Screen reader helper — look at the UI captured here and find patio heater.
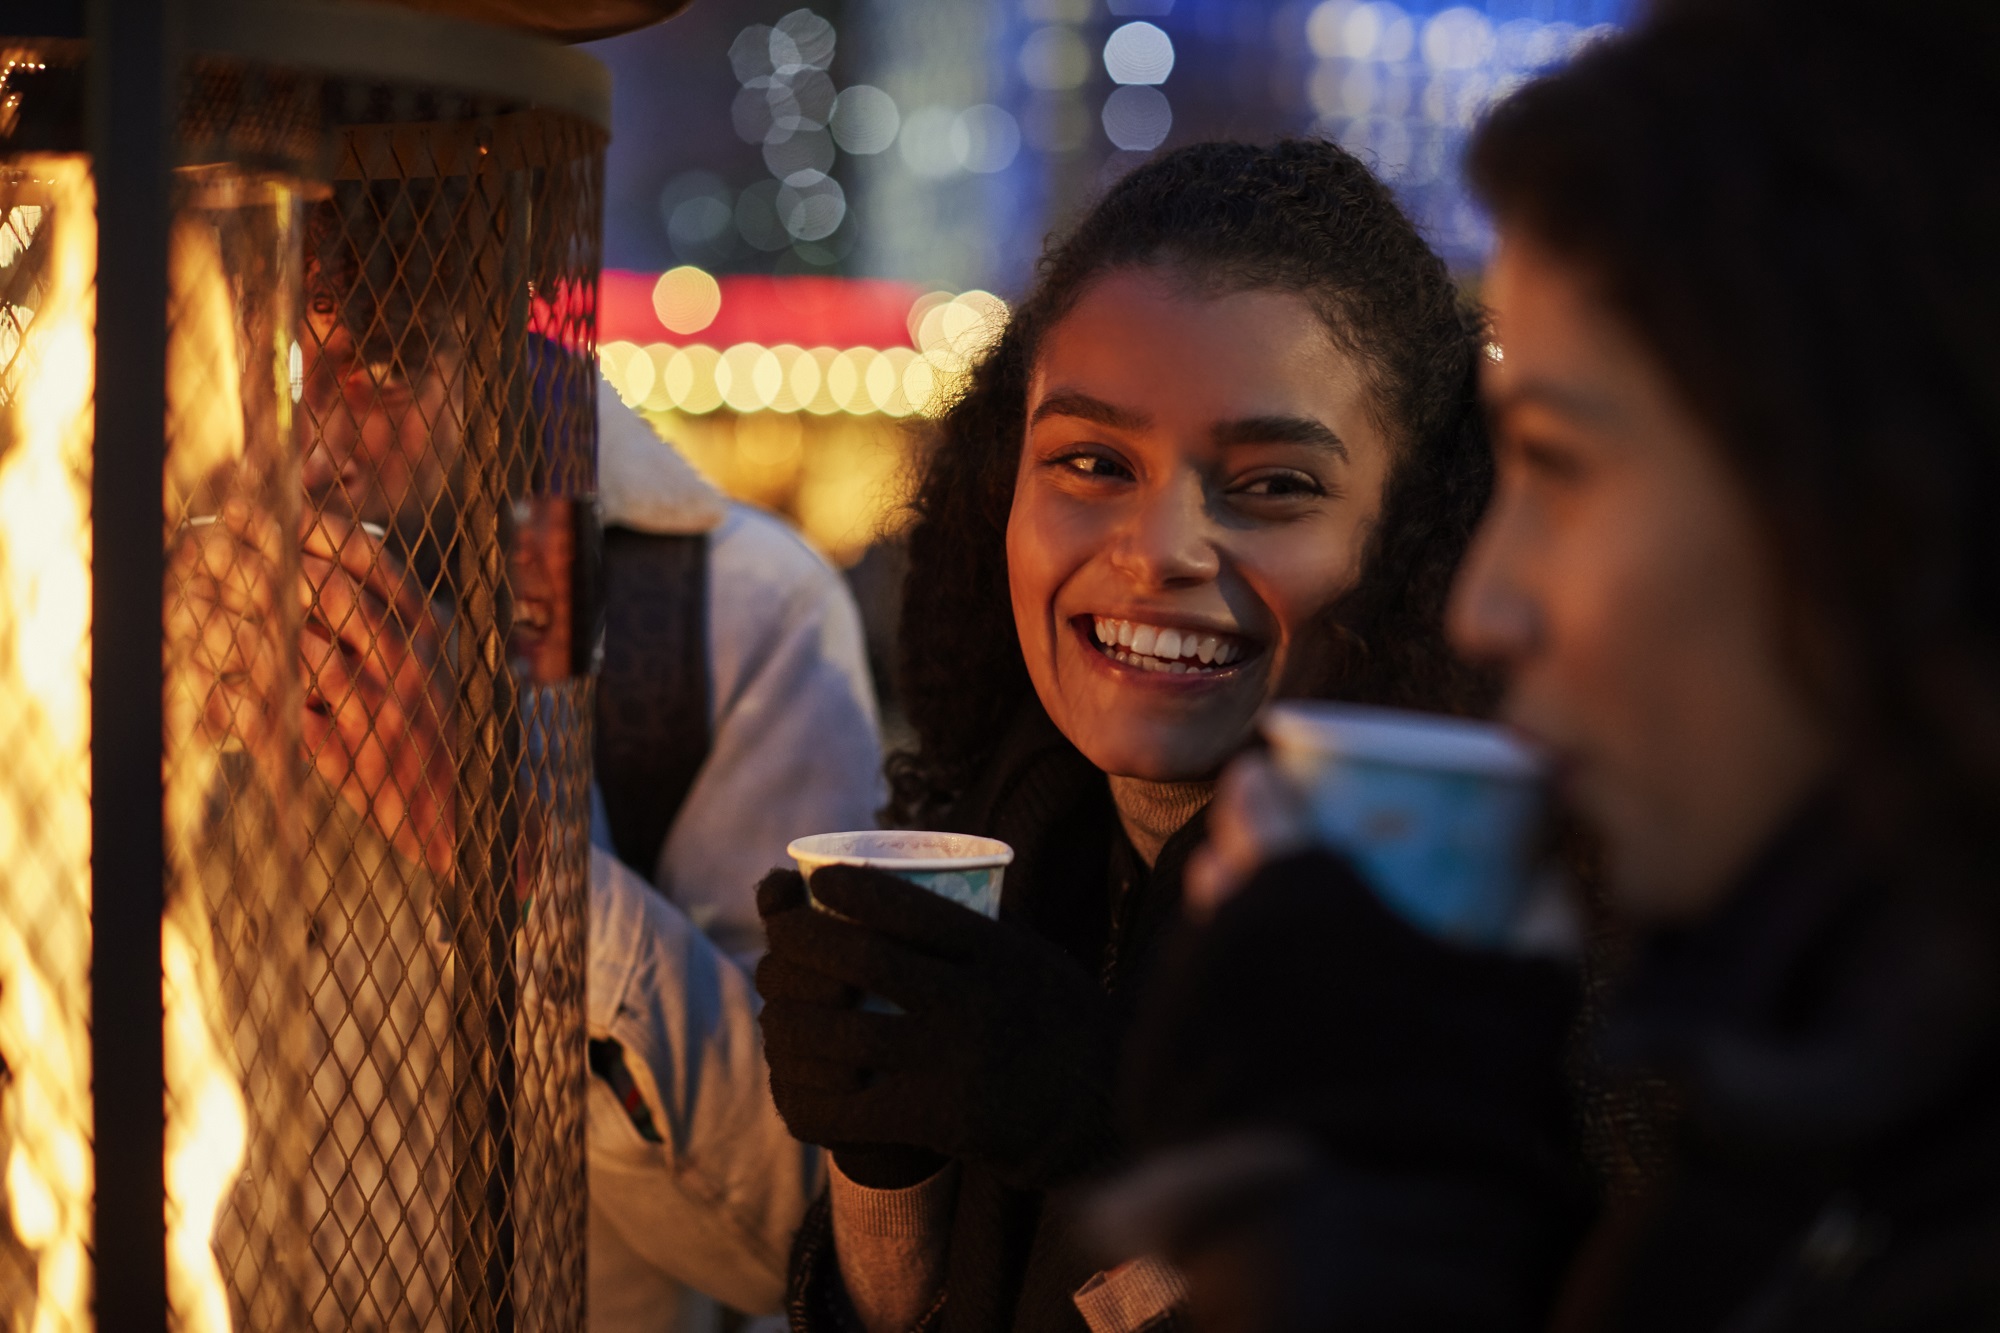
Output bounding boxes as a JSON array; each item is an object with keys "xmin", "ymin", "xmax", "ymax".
[{"xmin": 0, "ymin": 3, "xmax": 605, "ymax": 1329}]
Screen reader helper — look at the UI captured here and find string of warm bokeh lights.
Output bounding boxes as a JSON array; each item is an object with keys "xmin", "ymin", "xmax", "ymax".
[
  {"xmin": 598, "ymin": 273, "xmax": 1007, "ymax": 563},
  {"xmin": 602, "ymin": 268, "xmax": 1005, "ymax": 418}
]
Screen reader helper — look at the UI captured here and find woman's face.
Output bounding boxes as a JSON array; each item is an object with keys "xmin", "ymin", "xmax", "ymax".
[
  {"xmin": 1449, "ymin": 233, "xmax": 1833, "ymax": 921},
  {"xmin": 1008, "ymin": 266, "xmax": 1394, "ymax": 782}
]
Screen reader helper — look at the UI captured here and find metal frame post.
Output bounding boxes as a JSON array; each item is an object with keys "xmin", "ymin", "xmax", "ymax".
[{"xmin": 88, "ymin": 0, "xmax": 180, "ymax": 1326}]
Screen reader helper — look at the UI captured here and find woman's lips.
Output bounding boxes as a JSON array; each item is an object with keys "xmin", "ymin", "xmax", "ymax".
[{"xmin": 1075, "ymin": 614, "xmax": 1260, "ymax": 677}]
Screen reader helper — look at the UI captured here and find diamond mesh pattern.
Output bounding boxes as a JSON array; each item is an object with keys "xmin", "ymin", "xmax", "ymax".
[
  {"xmin": 0, "ymin": 44, "xmax": 597, "ymax": 1333},
  {"xmin": 294, "ymin": 100, "xmax": 601, "ymax": 1332},
  {"xmin": 162, "ymin": 155, "xmax": 319, "ymax": 1333},
  {"xmin": 0, "ymin": 150, "xmax": 96, "ymax": 1333}
]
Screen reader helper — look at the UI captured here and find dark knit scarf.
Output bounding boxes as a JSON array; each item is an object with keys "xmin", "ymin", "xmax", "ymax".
[{"xmin": 936, "ymin": 704, "xmax": 1204, "ymax": 1333}]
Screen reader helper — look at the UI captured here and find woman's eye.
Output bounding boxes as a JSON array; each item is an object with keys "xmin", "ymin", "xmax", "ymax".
[
  {"xmin": 1509, "ymin": 435, "xmax": 1586, "ymax": 483},
  {"xmin": 1050, "ymin": 451, "xmax": 1132, "ymax": 481},
  {"xmin": 1234, "ymin": 470, "xmax": 1324, "ymax": 499}
]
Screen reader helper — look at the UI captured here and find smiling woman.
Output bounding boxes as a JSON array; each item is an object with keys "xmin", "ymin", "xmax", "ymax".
[
  {"xmin": 1006, "ymin": 270, "xmax": 1394, "ymax": 784},
  {"xmin": 750, "ymin": 139, "xmax": 1495, "ymax": 1333}
]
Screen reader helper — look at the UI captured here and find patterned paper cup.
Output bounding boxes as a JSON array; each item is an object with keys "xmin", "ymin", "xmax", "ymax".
[
  {"xmin": 1263, "ymin": 702, "xmax": 1548, "ymax": 949},
  {"xmin": 787, "ymin": 830, "xmax": 1015, "ymax": 920}
]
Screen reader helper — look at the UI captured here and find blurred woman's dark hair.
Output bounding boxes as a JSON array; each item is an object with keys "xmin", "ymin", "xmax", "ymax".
[
  {"xmin": 888, "ymin": 139, "xmax": 1496, "ymax": 825},
  {"xmin": 1470, "ymin": 0, "xmax": 2000, "ymax": 898}
]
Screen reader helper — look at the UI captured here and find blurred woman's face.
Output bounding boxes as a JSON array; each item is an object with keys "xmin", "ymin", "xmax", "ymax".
[
  {"xmin": 299, "ymin": 289, "xmax": 464, "ymax": 532},
  {"xmin": 1007, "ymin": 266, "xmax": 1393, "ymax": 782},
  {"xmin": 1449, "ymin": 234, "xmax": 1833, "ymax": 921}
]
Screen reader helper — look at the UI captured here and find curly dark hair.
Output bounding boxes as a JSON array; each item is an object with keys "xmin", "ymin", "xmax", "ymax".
[
  {"xmin": 1469, "ymin": 0, "xmax": 2000, "ymax": 895},
  {"xmin": 887, "ymin": 139, "xmax": 1496, "ymax": 825}
]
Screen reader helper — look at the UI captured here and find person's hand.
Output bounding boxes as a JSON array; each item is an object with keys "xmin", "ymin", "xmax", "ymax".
[
  {"xmin": 1184, "ymin": 753, "xmax": 1311, "ymax": 918},
  {"xmin": 1117, "ymin": 852, "xmax": 1589, "ymax": 1333},
  {"xmin": 166, "ymin": 498, "xmax": 289, "ymax": 791},
  {"xmin": 300, "ymin": 510, "xmax": 456, "ymax": 880},
  {"xmin": 754, "ymin": 864, "xmax": 1118, "ymax": 1190}
]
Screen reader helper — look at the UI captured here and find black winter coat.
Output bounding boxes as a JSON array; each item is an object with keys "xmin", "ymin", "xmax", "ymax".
[
  {"xmin": 1123, "ymin": 801, "xmax": 2000, "ymax": 1333},
  {"xmin": 1556, "ymin": 806, "xmax": 2000, "ymax": 1331},
  {"xmin": 788, "ymin": 703, "xmax": 1203, "ymax": 1333}
]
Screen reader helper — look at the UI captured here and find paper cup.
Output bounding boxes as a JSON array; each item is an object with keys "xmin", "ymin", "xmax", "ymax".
[
  {"xmin": 787, "ymin": 830, "xmax": 1014, "ymax": 920},
  {"xmin": 1262, "ymin": 702, "xmax": 1547, "ymax": 949}
]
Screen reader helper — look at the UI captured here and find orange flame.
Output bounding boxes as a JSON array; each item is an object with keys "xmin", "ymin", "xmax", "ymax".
[
  {"xmin": 0, "ymin": 154, "xmax": 96, "ymax": 1333},
  {"xmin": 0, "ymin": 158, "xmax": 256, "ymax": 1333}
]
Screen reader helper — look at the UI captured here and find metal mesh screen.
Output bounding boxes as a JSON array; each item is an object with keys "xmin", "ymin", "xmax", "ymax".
[
  {"xmin": 167, "ymin": 62, "xmax": 328, "ymax": 1333},
  {"xmin": 0, "ymin": 45, "xmax": 325, "ymax": 1333},
  {"xmin": 0, "ymin": 140, "xmax": 98, "ymax": 1333},
  {"xmin": 0, "ymin": 30, "xmax": 600, "ymax": 1332},
  {"xmin": 295, "ymin": 91, "xmax": 601, "ymax": 1332}
]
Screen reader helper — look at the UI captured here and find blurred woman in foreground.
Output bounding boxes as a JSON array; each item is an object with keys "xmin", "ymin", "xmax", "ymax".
[{"xmin": 1132, "ymin": 2, "xmax": 2000, "ymax": 1329}]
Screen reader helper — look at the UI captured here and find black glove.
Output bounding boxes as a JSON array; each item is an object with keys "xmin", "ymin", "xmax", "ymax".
[
  {"xmin": 1113, "ymin": 849, "xmax": 1589, "ymax": 1333},
  {"xmin": 755, "ymin": 863, "xmax": 1119, "ymax": 1190}
]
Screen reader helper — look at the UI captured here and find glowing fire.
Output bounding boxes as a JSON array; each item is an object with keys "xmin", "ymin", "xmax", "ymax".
[
  {"xmin": 0, "ymin": 159, "xmax": 255, "ymax": 1332},
  {"xmin": 161, "ymin": 211, "xmax": 254, "ymax": 1333},
  {"xmin": 0, "ymin": 154, "xmax": 97, "ymax": 1333}
]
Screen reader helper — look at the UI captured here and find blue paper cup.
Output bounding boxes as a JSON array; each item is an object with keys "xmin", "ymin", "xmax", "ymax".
[
  {"xmin": 1262, "ymin": 702, "xmax": 1548, "ymax": 950},
  {"xmin": 787, "ymin": 830, "xmax": 1014, "ymax": 921}
]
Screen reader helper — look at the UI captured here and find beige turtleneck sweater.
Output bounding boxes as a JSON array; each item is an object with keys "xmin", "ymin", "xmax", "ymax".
[{"xmin": 1107, "ymin": 775, "xmax": 1214, "ymax": 867}]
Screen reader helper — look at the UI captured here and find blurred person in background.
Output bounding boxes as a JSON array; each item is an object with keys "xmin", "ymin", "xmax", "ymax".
[
  {"xmin": 294, "ymin": 184, "xmax": 879, "ymax": 1332},
  {"xmin": 749, "ymin": 138, "xmax": 1524, "ymax": 1333},
  {"xmin": 1126, "ymin": 2, "xmax": 2000, "ymax": 1329}
]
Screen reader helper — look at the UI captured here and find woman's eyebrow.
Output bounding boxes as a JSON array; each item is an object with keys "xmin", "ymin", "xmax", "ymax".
[
  {"xmin": 1488, "ymin": 376, "xmax": 1618, "ymax": 425},
  {"xmin": 1029, "ymin": 390, "xmax": 1151, "ymax": 431},
  {"xmin": 1211, "ymin": 415, "xmax": 1348, "ymax": 460}
]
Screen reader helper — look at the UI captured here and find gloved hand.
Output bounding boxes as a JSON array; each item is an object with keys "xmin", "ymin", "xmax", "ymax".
[
  {"xmin": 754, "ymin": 863, "xmax": 1119, "ymax": 1191},
  {"xmin": 1114, "ymin": 848, "xmax": 1588, "ymax": 1333}
]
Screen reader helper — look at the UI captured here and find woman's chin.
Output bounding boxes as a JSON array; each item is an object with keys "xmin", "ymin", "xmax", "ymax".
[{"xmin": 1069, "ymin": 727, "xmax": 1239, "ymax": 786}]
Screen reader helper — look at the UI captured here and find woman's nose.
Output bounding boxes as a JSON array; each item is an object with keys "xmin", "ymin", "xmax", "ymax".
[
  {"xmin": 1446, "ymin": 500, "xmax": 1543, "ymax": 667},
  {"xmin": 1114, "ymin": 472, "xmax": 1221, "ymax": 588}
]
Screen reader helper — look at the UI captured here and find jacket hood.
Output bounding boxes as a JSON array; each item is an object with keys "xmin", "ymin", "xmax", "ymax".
[{"xmin": 596, "ymin": 376, "xmax": 728, "ymax": 536}]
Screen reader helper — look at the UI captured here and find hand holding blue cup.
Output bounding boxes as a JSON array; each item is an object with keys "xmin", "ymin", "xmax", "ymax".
[{"xmin": 1262, "ymin": 702, "xmax": 1551, "ymax": 951}]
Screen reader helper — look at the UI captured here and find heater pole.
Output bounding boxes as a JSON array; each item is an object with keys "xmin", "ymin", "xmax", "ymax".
[{"xmin": 88, "ymin": 0, "xmax": 180, "ymax": 1325}]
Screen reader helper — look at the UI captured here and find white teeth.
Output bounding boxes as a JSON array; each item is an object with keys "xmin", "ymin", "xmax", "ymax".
[{"xmin": 1089, "ymin": 617, "xmax": 1251, "ymax": 673}]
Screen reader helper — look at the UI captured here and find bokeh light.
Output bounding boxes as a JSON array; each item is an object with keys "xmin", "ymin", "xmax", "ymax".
[
  {"xmin": 830, "ymin": 85, "xmax": 901, "ymax": 154},
  {"xmin": 765, "ymin": 127, "xmax": 837, "ymax": 183},
  {"xmin": 898, "ymin": 105, "xmax": 963, "ymax": 179},
  {"xmin": 1020, "ymin": 26, "xmax": 1092, "ymax": 91},
  {"xmin": 678, "ymin": 346, "xmax": 725, "ymax": 414},
  {"xmin": 1103, "ymin": 85, "xmax": 1172, "ymax": 151},
  {"xmin": 1422, "ymin": 7, "xmax": 1496, "ymax": 70},
  {"xmin": 651, "ymin": 266, "xmax": 723, "ymax": 335},
  {"xmin": 729, "ymin": 24, "xmax": 778, "ymax": 82},
  {"xmin": 779, "ymin": 175, "xmax": 847, "ymax": 240},
  {"xmin": 1103, "ymin": 22, "xmax": 1176, "ymax": 85},
  {"xmin": 774, "ymin": 8, "xmax": 837, "ymax": 72},
  {"xmin": 951, "ymin": 105, "xmax": 1022, "ymax": 175}
]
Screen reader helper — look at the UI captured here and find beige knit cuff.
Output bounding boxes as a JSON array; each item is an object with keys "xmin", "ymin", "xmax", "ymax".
[
  {"xmin": 1071, "ymin": 1256, "xmax": 1189, "ymax": 1333},
  {"xmin": 828, "ymin": 1157, "xmax": 959, "ymax": 1238}
]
